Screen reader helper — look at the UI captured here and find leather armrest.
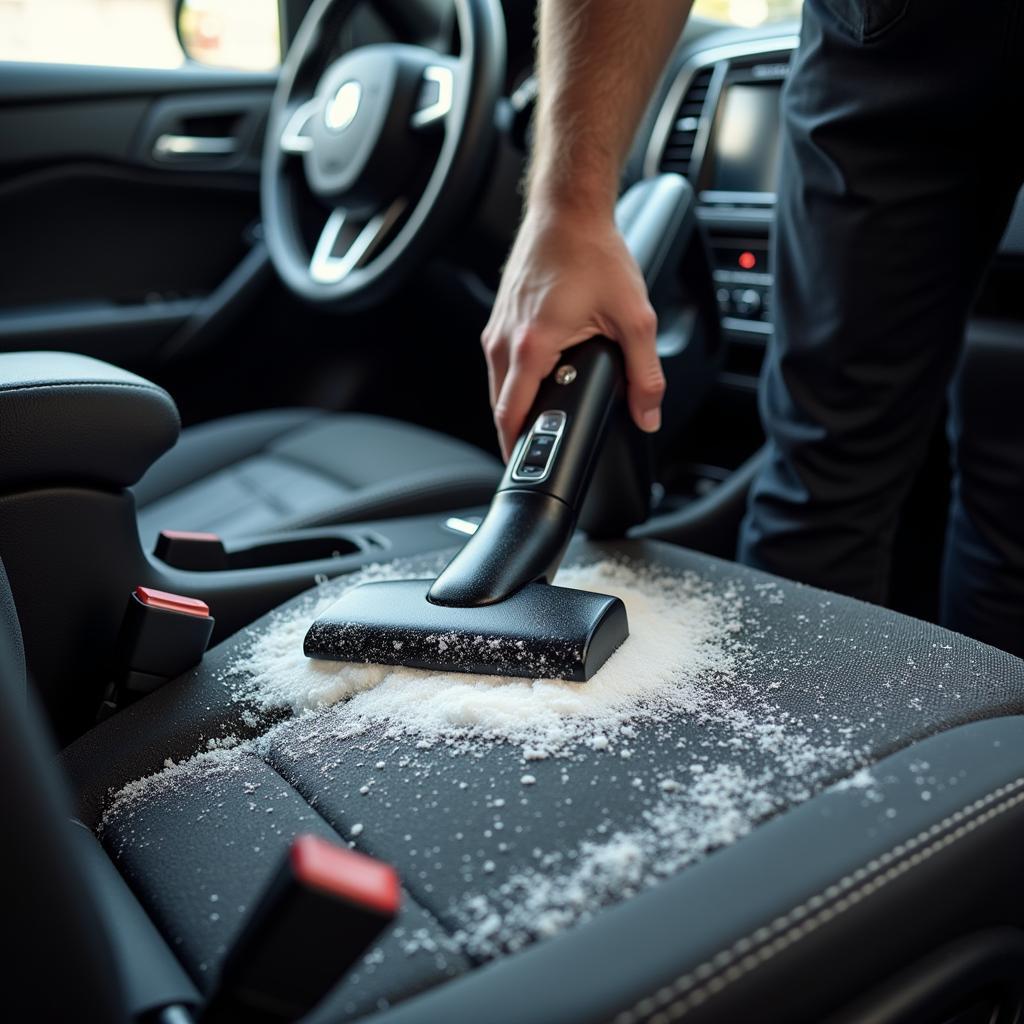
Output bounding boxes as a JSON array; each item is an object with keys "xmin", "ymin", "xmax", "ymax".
[{"xmin": 0, "ymin": 351, "xmax": 179, "ymax": 490}]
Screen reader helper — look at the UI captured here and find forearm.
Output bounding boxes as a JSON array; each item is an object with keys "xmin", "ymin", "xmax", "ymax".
[
  {"xmin": 483, "ymin": 0, "xmax": 686, "ymax": 456},
  {"xmin": 529, "ymin": 0, "xmax": 693, "ymax": 217}
]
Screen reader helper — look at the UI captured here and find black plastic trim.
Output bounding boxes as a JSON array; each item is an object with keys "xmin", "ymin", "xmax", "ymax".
[{"xmin": 0, "ymin": 62, "xmax": 277, "ymax": 105}]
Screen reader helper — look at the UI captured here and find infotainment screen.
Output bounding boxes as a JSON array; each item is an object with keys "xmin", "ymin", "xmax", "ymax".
[{"xmin": 707, "ymin": 82, "xmax": 782, "ymax": 195}]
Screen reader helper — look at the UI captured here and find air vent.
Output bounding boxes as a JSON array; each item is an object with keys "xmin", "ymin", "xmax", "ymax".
[{"xmin": 658, "ymin": 66, "xmax": 714, "ymax": 178}]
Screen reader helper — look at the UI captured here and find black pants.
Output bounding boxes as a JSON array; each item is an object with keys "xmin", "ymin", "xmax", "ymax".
[{"xmin": 738, "ymin": 0, "xmax": 1024, "ymax": 656}]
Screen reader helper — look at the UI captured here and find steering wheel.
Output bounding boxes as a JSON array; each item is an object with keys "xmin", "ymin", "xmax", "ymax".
[{"xmin": 261, "ymin": 0, "xmax": 505, "ymax": 310}]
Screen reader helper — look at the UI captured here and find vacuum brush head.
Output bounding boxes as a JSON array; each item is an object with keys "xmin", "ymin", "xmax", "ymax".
[{"xmin": 304, "ymin": 579, "xmax": 629, "ymax": 682}]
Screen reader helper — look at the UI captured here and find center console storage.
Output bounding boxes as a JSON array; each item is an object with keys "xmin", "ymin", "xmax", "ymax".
[{"xmin": 153, "ymin": 526, "xmax": 387, "ymax": 572}]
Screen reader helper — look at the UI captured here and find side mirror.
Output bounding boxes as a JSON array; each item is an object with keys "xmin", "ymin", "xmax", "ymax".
[{"xmin": 176, "ymin": 0, "xmax": 281, "ymax": 71}]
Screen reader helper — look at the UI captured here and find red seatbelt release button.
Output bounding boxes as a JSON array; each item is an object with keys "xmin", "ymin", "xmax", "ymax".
[
  {"xmin": 134, "ymin": 586, "xmax": 210, "ymax": 618},
  {"xmin": 290, "ymin": 834, "xmax": 401, "ymax": 915}
]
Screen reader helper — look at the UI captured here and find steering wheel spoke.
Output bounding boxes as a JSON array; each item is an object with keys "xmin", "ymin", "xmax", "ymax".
[
  {"xmin": 310, "ymin": 200, "xmax": 408, "ymax": 285},
  {"xmin": 410, "ymin": 63, "xmax": 458, "ymax": 131},
  {"xmin": 280, "ymin": 98, "xmax": 320, "ymax": 154},
  {"xmin": 263, "ymin": 0, "xmax": 503, "ymax": 306}
]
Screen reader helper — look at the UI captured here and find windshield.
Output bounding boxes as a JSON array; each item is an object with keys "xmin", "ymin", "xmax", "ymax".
[{"xmin": 693, "ymin": 0, "xmax": 802, "ymax": 27}]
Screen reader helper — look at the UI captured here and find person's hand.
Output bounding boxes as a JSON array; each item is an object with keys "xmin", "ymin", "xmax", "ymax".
[{"xmin": 482, "ymin": 202, "xmax": 665, "ymax": 461}]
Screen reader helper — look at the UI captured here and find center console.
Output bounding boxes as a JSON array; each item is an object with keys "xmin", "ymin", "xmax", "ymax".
[
  {"xmin": 636, "ymin": 34, "xmax": 797, "ymax": 504},
  {"xmin": 645, "ymin": 35, "xmax": 797, "ymax": 388}
]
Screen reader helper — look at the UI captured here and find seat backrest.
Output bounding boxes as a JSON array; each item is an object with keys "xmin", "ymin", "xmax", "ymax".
[{"xmin": 0, "ymin": 556, "xmax": 127, "ymax": 1022}]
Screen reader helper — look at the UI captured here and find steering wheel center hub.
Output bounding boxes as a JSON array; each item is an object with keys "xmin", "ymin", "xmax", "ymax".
[
  {"xmin": 324, "ymin": 80, "xmax": 362, "ymax": 131},
  {"xmin": 304, "ymin": 45, "xmax": 418, "ymax": 202}
]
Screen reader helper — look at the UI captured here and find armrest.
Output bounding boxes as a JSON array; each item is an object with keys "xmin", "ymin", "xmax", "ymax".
[{"xmin": 0, "ymin": 351, "xmax": 180, "ymax": 490}]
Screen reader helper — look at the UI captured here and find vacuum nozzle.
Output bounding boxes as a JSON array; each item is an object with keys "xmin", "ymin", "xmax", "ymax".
[
  {"xmin": 305, "ymin": 338, "xmax": 633, "ymax": 680},
  {"xmin": 304, "ymin": 578, "xmax": 627, "ymax": 681}
]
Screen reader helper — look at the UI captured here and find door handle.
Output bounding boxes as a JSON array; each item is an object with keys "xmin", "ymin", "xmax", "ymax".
[{"xmin": 153, "ymin": 134, "xmax": 239, "ymax": 159}]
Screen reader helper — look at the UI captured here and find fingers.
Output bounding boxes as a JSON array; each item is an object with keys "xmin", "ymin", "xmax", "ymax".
[
  {"xmin": 486, "ymin": 306, "xmax": 663, "ymax": 462},
  {"xmin": 482, "ymin": 219, "xmax": 664, "ymax": 458},
  {"xmin": 481, "ymin": 324, "xmax": 508, "ymax": 412},
  {"xmin": 617, "ymin": 300, "xmax": 665, "ymax": 433},
  {"xmin": 493, "ymin": 328, "xmax": 561, "ymax": 461}
]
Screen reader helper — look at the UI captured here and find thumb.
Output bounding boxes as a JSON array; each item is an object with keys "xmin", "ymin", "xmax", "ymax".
[{"xmin": 618, "ymin": 302, "xmax": 665, "ymax": 433}]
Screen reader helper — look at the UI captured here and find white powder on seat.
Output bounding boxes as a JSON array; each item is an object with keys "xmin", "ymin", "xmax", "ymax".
[
  {"xmin": 453, "ymin": 762, "xmax": 771, "ymax": 958},
  {"xmin": 227, "ymin": 559, "xmax": 747, "ymax": 759},
  {"xmin": 449, "ymin": 745, "xmax": 871, "ymax": 959}
]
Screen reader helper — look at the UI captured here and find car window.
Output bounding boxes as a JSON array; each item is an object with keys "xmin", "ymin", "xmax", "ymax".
[
  {"xmin": 0, "ymin": 0, "xmax": 801, "ymax": 72},
  {"xmin": 693, "ymin": 0, "xmax": 802, "ymax": 27},
  {"xmin": 0, "ymin": 0, "xmax": 280, "ymax": 71}
]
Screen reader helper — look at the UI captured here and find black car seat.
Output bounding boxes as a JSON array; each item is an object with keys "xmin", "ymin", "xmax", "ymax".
[
  {"xmin": 133, "ymin": 408, "xmax": 502, "ymax": 548},
  {"xmin": 50, "ymin": 537, "xmax": 1024, "ymax": 1024},
  {"xmin": 0, "ymin": 351, "xmax": 501, "ymax": 551}
]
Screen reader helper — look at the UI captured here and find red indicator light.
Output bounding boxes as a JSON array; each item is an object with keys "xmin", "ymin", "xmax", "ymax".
[{"xmin": 738, "ymin": 251, "xmax": 757, "ymax": 270}]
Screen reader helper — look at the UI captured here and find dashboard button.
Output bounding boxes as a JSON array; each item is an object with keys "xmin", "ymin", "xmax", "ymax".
[{"xmin": 732, "ymin": 288, "xmax": 762, "ymax": 317}]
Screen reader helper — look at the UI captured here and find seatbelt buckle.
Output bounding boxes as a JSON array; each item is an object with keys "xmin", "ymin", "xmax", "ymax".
[
  {"xmin": 154, "ymin": 530, "xmax": 229, "ymax": 571},
  {"xmin": 202, "ymin": 834, "xmax": 400, "ymax": 1023},
  {"xmin": 97, "ymin": 586, "xmax": 215, "ymax": 720}
]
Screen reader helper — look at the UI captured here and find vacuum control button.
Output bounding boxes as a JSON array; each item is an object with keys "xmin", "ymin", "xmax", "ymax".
[
  {"xmin": 536, "ymin": 411, "xmax": 566, "ymax": 434},
  {"xmin": 521, "ymin": 433, "xmax": 555, "ymax": 470},
  {"xmin": 520, "ymin": 430, "xmax": 561, "ymax": 473}
]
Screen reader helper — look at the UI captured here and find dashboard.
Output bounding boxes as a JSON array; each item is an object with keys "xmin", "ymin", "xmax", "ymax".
[
  {"xmin": 638, "ymin": 31, "xmax": 799, "ymax": 387},
  {"xmin": 639, "ymin": 35, "xmax": 784, "ymax": 361},
  {"xmin": 638, "ymin": 26, "xmax": 1024, "ymax": 386}
]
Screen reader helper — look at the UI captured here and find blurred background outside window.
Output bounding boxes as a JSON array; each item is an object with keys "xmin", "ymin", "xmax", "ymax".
[
  {"xmin": 0, "ymin": 0, "xmax": 801, "ymax": 72},
  {"xmin": 693, "ymin": 0, "xmax": 802, "ymax": 28},
  {"xmin": 0, "ymin": 0, "xmax": 280, "ymax": 70}
]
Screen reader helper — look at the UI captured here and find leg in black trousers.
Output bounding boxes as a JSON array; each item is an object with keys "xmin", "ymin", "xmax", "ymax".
[{"xmin": 738, "ymin": 0, "xmax": 1024, "ymax": 654}]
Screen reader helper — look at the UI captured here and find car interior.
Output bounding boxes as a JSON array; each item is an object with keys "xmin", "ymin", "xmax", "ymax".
[{"xmin": 4, "ymin": 1, "xmax": 1024, "ymax": 1021}]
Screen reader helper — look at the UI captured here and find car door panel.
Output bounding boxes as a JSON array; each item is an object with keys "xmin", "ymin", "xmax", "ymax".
[{"xmin": 0, "ymin": 62, "xmax": 277, "ymax": 369}]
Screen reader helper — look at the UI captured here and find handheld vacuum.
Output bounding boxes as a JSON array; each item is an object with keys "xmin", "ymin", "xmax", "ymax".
[{"xmin": 304, "ymin": 174, "xmax": 699, "ymax": 681}]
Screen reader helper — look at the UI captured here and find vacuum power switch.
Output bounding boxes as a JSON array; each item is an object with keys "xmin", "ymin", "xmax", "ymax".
[
  {"xmin": 512, "ymin": 410, "xmax": 566, "ymax": 482},
  {"xmin": 537, "ymin": 411, "xmax": 566, "ymax": 434}
]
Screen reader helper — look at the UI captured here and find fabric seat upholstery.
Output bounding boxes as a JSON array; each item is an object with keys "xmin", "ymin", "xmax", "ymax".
[
  {"xmin": 61, "ymin": 538, "xmax": 1024, "ymax": 1023},
  {"xmin": 133, "ymin": 409, "xmax": 502, "ymax": 547}
]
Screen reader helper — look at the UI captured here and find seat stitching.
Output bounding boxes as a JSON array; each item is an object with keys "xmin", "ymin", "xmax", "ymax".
[
  {"xmin": 612, "ymin": 775, "xmax": 1024, "ymax": 1024},
  {"xmin": 230, "ymin": 459, "xmax": 327, "ymax": 516},
  {"xmin": 280, "ymin": 472, "xmax": 501, "ymax": 530},
  {"xmin": 135, "ymin": 413, "xmax": 323, "ymax": 509},
  {"xmin": 283, "ymin": 482, "xmax": 499, "ymax": 528},
  {"xmin": 277, "ymin": 450, "xmax": 354, "ymax": 491},
  {"xmin": 274, "ymin": 447, "xmax": 498, "ymax": 495},
  {"xmin": 0, "ymin": 380, "xmax": 172, "ymax": 398}
]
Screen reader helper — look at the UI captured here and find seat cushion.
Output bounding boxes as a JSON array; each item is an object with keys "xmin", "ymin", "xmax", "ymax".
[
  {"xmin": 61, "ymin": 539, "xmax": 1024, "ymax": 1023},
  {"xmin": 134, "ymin": 409, "xmax": 502, "ymax": 547}
]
